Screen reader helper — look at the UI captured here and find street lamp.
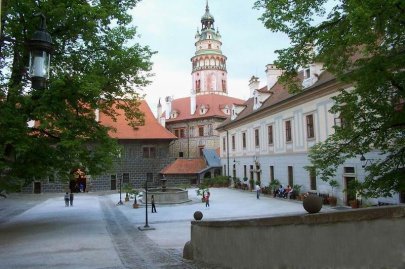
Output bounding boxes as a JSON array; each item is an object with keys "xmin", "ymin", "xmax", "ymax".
[
  {"xmin": 117, "ymin": 152, "xmax": 123, "ymax": 205},
  {"xmin": 360, "ymin": 154, "xmax": 374, "ymax": 168},
  {"xmin": 138, "ymin": 178, "xmax": 155, "ymax": 231},
  {"xmin": 28, "ymin": 13, "xmax": 53, "ymax": 89}
]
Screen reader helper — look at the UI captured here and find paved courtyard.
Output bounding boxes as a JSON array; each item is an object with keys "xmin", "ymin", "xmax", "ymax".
[{"xmin": 0, "ymin": 188, "xmax": 337, "ymax": 268}]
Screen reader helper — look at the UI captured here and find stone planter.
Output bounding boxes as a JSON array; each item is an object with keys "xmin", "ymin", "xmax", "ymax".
[{"xmin": 303, "ymin": 194, "xmax": 323, "ymax": 214}]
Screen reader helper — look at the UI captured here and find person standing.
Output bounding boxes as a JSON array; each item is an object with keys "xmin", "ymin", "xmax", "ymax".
[
  {"xmin": 151, "ymin": 195, "xmax": 157, "ymax": 213},
  {"xmin": 205, "ymin": 192, "xmax": 210, "ymax": 207},
  {"xmin": 69, "ymin": 192, "xmax": 74, "ymax": 206},
  {"xmin": 64, "ymin": 192, "xmax": 70, "ymax": 207},
  {"xmin": 255, "ymin": 184, "xmax": 261, "ymax": 199}
]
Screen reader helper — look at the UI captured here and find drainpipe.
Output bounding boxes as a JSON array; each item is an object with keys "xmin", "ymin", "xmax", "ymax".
[
  {"xmin": 187, "ymin": 121, "xmax": 190, "ymax": 158},
  {"xmin": 226, "ymin": 130, "xmax": 230, "ymax": 180}
]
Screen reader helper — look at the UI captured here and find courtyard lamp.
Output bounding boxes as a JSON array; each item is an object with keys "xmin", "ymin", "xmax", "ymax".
[
  {"xmin": 138, "ymin": 178, "xmax": 155, "ymax": 231},
  {"xmin": 28, "ymin": 13, "xmax": 53, "ymax": 90},
  {"xmin": 117, "ymin": 152, "xmax": 123, "ymax": 205},
  {"xmin": 360, "ymin": 154, "xmax": 374, "ymax": 168}
]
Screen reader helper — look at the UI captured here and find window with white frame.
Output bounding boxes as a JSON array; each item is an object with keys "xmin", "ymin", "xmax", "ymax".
[
  {"xmin": 306, "ymin": 114, "xmax": 315, "ymax": 139},
  {"xmin": 268, "ymin": 125, "xmax": 274, "ymax": 145},
  {"xmin": 285, "ymin": 120, "xmax": 292, "ymax": 142},
  {"xmin": 242, "ymin": 132, "xmax": 246, "ymax": 149},
  {"xmin": 254, "ymin": 128, "xmax": 260, "ymax": 147}
]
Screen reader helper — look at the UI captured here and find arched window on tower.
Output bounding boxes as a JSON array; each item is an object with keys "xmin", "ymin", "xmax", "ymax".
[
  {"xmin": 208, "ymin": 44, "xmax": 211, "ymax": 49},
  {"xmin": 222, "ymin": 80, "xmax": 227, "ymax": 93},
  {"xmin": 196, "ymin": 80, "xmax": 201, "ymax": 93}
]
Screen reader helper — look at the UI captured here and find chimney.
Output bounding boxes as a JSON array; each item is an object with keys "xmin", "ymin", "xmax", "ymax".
[
  {"xmin": 165, "ymin": 96, "xmax": 172, "ymax": 120},
  {"xmin": 265, "ymin": 63, "xmax": 283, "ymax": 89},
  {"xmin": 249, "ymin": 76, "xmax": 260, "ymax": 98},
  {"xmin": 190, "ymin": 89, "xmax": 196, "ymax": 115},
  {"xmin": 94, "ymin": 108, "xmax": 100, "ymax": 122}
]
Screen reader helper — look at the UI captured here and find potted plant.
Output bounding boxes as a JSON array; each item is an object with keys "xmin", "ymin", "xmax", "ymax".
[
  {"xmin": 249, "ymin": 178, "xmax": 255, "ymax": 190},
  {"xmin": 130, "ymin": 189, "xmax": 140, "ymax": 208},
  {"xmin": 327, "ymin": 179, "xmax": 339, "ymax": 206},
  {"xmin": 196, "ymin": 184, "xmax": 209, "ymax": 202},
  {"xmin": 345, "ymin": 179, "xmax": 361, "ymax": 208},
  {"xmin": 292, "ymin": 184, "xmax": 302, "ymax": 200},
  {"xmin": 122, "ymin": 184, "xmax": 132, "ymax": 202},
  {"xmin": 269, "ymin": 179, "xmax": 281, "ymax": 197}
]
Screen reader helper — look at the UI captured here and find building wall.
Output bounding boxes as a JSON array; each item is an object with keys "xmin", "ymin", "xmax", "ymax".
[
  {"xmin": 220, "ymin": 85, "xmax": 400, "ymax": 205},
  {"xmin": 23, "ymin": 139, "xmax": 175, "ymax": 193},
  {"xmin": 164, "ymin": 174, "xmax": 198, "ymax": 186},
  {"xmin": 167, "ymin": 118, "xmax": 223, "ymax": 158},
  {"xmin": 90, "ymin": 140, "xmax": 175, "ymax": 191}
]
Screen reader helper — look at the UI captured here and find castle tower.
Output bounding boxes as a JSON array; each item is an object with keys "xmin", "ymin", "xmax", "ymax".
[{"xmin": 191, "ymin": 0, "xmax": 228, "ymax": 95}]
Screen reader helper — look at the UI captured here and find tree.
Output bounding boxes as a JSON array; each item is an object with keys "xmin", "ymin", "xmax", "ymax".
[
  {"xmin": 254, "ymin": 0, "xmax": 405, "ymax": 198},
  {"xmin": 0, "ymin": 0, "xmax": 154, "ymax": 191}
]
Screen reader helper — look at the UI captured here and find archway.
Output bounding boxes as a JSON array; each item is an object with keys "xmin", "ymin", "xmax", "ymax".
[{"xmin": 70, "ymin": 168, "xmax": 87, "ymax": 193}]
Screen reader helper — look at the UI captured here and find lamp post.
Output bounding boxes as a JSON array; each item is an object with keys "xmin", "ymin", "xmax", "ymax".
[
  {"xmin": 138, "ymin": 178, "xmax": 155, "ymax": 231},
  {"xmin": 144, "ymin": 179, "xmax": 149, "ymax": 228},
  {"xmin": 117, "ymin": 152, "xmax": 123, "ymax": 205},
  {"xmin": 28, "ymin": 13, "xmax": 53, "ymax": 89}
]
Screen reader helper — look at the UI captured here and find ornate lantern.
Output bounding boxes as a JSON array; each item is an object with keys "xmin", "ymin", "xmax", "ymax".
[{"xmin": 28, "ymin": 14, "xmax": 53, "ymax": 89}]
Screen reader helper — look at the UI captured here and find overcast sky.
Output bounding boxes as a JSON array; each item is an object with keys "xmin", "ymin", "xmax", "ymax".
[{"xmin": 129, "ymin": 0, "xmax": 290, "ymax": 114}]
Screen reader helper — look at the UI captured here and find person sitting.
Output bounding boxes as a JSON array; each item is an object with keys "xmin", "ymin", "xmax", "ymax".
[
  {"xmin": 284, "ymin": 185, "xmax": 292, "ymax": 198},
  {"xmin": 277, "ymin": 185, "xmax": 285, "ymax": 198},
  {"xmin": 284, "ymin": 185, "xmax": 294, "ymax": 199}
]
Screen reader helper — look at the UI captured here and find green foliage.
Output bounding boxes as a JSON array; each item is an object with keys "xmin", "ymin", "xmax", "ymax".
[
  {"xmin": 202, "ymin": 176, "xmax": 229, "ymax": 187},
  {"xmin": 177, "ymin": 183, "xmax": 191, "ymax": 190},
  {"xmin": 293, "ymin": 184, "xmax": 302, "ymax": 194},
  {"xmin": 0, "ymin": 1, "xmax": 154, "ymax": 190},
  {"xmin": 269, "ymin": 179, "xmax": 280, "ymax": 192},
  {"xmin": 196, "ymin": 185, "xmax": 209, "ymax": 197},
  {"xmin": 255, "ymin": 0, "xmax": 405, "ymax": 198},
  {"xmin": 329, "ymin": 179, "xmax": 339, "ymax": 195}
]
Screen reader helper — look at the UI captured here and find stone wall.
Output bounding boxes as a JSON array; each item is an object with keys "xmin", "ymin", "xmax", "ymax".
[
  {"xmin": 164, "ymin": 174, "xmax": 198, "ymax": 186},
  {"xmin": 189, "ymin": 206, "xmax": 405, "ymax": 269},
  {"xmin": 167, "ymin": 118, "xmax": 222, "ymax": 158},
  {"xmin": 22, "ymin": 139, "xmax": 175, "ymax": 193}
]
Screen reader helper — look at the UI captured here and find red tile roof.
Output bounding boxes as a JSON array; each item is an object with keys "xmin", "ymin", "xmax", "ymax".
[
  {"xmin": 99, "ymin": 100, "xmax": 177, "ymax": 140},
  {"xmin": 160, "ymin": 158, "xmax": 207, "ymax": 174},
  {"xmin": 166, "ymin": 94, "xmax": 245, "ymax": 122}
]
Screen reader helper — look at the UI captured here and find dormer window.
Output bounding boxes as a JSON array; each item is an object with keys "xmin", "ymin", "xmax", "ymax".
[
  {"xmin": 171, "ymin": 110, "xmax": 179, "ymax": 119},
  {"xmin": 199, "ymin": 105, "xmax": 209, "ymax": 115},
  {"xmin": 305, "ymin": 68, "xmax": 310, "ymax": 78}
]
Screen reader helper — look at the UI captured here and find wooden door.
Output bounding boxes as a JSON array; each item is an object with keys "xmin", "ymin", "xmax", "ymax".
[
  {"xmin": 34, "ymin": 182, "xmax": 41, "ymax": 194},
  {"xmin": 111, "ymin": 179, "xmax": 116, "ymax": 190}
]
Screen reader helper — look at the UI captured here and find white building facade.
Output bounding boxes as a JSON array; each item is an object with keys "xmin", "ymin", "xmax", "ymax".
[{"xmin": 217, "ymin": 64, "xmax": 401, "ymax": 206}]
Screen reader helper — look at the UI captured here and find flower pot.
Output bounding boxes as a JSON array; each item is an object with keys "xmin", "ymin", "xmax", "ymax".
[
  {"xmin": 349, "ymin": 200, "xmax": 359, "ymax": 209},
  {"xmin": 303, "ymin": 195, "xmax": 323, "ymax": 214},
  {"xmin": 328, "ymin": 196, "xmax": 337, "ymax": 207},
  {"xmin": 133, "ymin": 203, "xmax": 139, "ymax": 209}
]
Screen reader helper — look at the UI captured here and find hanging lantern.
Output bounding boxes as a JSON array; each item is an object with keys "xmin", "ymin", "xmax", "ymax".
[{"xmin": 28, "ymin": 14, "xmax": 53, "ymax": 89}]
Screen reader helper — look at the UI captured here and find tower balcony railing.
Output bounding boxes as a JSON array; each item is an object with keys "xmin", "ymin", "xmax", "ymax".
[{"xmin": 192, "ymin": 65, "xmax": 227, "ymax": 72}]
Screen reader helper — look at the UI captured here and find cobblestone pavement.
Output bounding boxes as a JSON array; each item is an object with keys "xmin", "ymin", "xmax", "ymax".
[
  {"xmin": 0, "ymin": 193, "xmax": 224, "ymax": 269},
  {"xmin": 99, "ymin": 196, "xmax": 198, "ymax": 269}
]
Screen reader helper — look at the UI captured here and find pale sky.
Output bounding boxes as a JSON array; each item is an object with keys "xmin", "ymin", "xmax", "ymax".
[{"xmin": 129, "ymin": 0, "xmax": 290, "ymax": 115}]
